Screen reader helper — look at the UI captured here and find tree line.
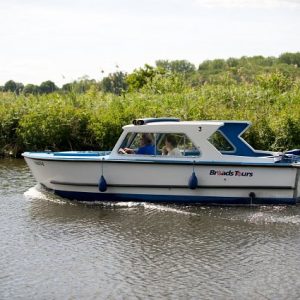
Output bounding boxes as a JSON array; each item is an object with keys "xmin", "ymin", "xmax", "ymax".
[{"xmin": 1, "ymin": 52, "xmax": 300, "ymax": 95}]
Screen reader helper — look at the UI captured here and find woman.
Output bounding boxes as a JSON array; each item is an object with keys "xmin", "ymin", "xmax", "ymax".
[{"xmin": 162, "ymin": 135, "xmax": 182, "ymax": 156}]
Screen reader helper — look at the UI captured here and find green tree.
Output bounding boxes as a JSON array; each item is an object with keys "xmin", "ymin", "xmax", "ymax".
[
  {"xmin": 100, "ymin": 71, "xmax": 128, "ymax": 95},
  {"xmin": 227, "ymin": 58, "xmax": 239, "ymax": 67},
  {"xmin": 16, "ymin": 83, "xmax": 24, "ymax": 94},
  {"xmin": 198, "ymin": 60, "xmax": 211, "ymax": 71},
  {"xmin": 62, "ymin": 83, "xmax": 73, "ymax": 92},
  {"xmin": 4, "ymin": 80, "xmax": 17, "ymax": 92},
  {"xmin": 4, "ymin": 80, "xmax": 24, "ymax": 94},
  {"xmin": 62, "ymin": 78, "xmax": 97, "ymax": 94},
  {"xmin": 198, "ymin": 59, "xmax": 226, "ymax": 71},
  {"xmin": 279, "ymin": 52, "xmax": 300, "ymax": 67},
  {"xmin": 39, "ymin": 81, "xmax": 58, "ymax": 94},
  {"xmin": 23, "ymin": 84, "xmax": 40, "ymax": 95},
  {"xmin": 126, "ymin": 64, "xmax": 158, "ymax": 91},
  {"xmin": 156, "ymin": 60, "xmax": 196, "ymax": 75},
  {"xmin": 210, "ymin": 59, "xmax": 226, "ymax": 70}
]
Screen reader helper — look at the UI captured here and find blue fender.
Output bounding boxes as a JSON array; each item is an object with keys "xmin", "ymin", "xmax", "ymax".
[
  {"xmin": 98, "ymin": 175, "xmax": 107, "ymax": 192},
  {"xmin": 188, "ymin": 172, "xmax": 198, "ymax": 189}
]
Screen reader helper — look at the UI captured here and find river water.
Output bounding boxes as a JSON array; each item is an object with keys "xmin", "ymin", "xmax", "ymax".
[{"xmin": 1, "ymin": 159, "xmax": 300, "ymax": 299}]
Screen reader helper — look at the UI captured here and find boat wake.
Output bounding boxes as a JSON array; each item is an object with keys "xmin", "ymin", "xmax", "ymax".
[
  {"xmin": 23, "ymin": 186, "xmax": 300, "ymax": 222},
  {"xmin": 80, "ymin": 200, "xmax": 197, "ymax": 215},
  {"xmin": 23, "ymin": 185, "xmax": 68, "ymax": 205},
  {"xmin": 246, "ymin": 211, "xmax": 300, "ymax": 225},
  {"xmin": 23, "ymin": 185, "xmax": 196, "ymax": 215},
  {"xmin": 142, "ymin": 203, "xmax": 198, "ymax": 215}
]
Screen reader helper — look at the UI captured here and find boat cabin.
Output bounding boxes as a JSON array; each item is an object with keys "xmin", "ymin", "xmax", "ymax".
[{"xmin": 111, "ymin": 118, "xmax": 276, "ymax": 162}]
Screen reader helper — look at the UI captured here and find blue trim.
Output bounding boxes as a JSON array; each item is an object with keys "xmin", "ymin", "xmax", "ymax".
[
  {"xmin": 286, "ymin": 149, "xmax": 300, "ymax": 156},
  {"xmin": 219, "ymin": 123, "xmax": 254, "ymax": 156},
  {"xmin": 54, "ymin": 190, "xmax": 296, "ymax": 205},
  {"xmin": 219, "ymin": 123, "xmax": 272, "ymax": 157},
  {"xmin": 53, "ymin": 151, "xmax": 111, "ymax": 157}
]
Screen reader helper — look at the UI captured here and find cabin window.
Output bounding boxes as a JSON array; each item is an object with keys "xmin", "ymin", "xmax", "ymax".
[
  {"xmin": 119, "ymin": 132, "xmax": 200, "ymax": 156},
  {"xmin": 208, "ymin": 131, "xmax": 234, "ymax": 152},
  {"xmin": 121, "ymin": 132, "xmax": 135, "ymax": 148},
  {"xmin": 119, "ymin": 133, "xmax": 156, "ymax": 155},
  {"xmin": 157, "ymin": 133, "xmax": 200, "ymax": 157}
]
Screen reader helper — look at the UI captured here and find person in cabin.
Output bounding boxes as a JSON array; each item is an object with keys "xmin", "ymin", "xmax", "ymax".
[
  {"xmin": 119, "ymin": 133, "xmax": 155, "ymax": 155},
  {"xmin": 162, "ymin": 135, "xmax": 182, "ymax": 156}
]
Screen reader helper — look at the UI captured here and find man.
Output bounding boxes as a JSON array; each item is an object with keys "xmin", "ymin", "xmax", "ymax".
[{"xmin": 119, "ymin": 133, "xmax": 155, "ymax": 155}]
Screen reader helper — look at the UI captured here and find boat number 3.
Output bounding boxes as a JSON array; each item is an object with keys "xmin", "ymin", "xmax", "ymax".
[{"xmin": 198, "ymin": 126, "xmax": 202, "ymax": 132}]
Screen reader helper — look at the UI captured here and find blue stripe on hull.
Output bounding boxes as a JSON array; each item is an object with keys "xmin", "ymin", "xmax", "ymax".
[{"xmin": 54, "ymin": 190, "xmax": 296, "ymax": 205}]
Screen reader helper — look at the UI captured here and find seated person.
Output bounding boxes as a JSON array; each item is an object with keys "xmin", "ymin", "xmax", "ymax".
[
  {"xmin": 119, "ymin": 133, "xmax": 155, "ymax": 155},
  {"xmin": 162, "ymin": 135, "xmax": 182, "ymax": 156}
]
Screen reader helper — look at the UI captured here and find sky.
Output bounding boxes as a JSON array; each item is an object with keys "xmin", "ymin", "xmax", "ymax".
[{"xmin": 0, "ymin": 0, "xmax": 299, "ymax": 87}]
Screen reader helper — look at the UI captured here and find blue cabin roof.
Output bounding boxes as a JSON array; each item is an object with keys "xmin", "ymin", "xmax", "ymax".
[{"xmin": 219, "ymin": 122, "xmax": 270, "ymax": 157}]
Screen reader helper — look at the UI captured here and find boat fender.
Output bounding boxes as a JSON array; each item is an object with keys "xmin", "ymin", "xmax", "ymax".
[
  {"xmin": 249, "ymin": 192, "xmax": 256, "ymax": 199},
  {"xmin": 98, "ymin": 175, "xmax": 107, "ymax": 192},
  {"xmin": 188, "ymin": 171, "xmax": 198, "ymax": 189},
  {"xmin": 249, "ymin": 192, "xmax": 256, "ymax": 205}
]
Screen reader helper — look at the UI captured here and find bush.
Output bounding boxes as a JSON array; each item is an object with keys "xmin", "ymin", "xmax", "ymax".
[{"xmin": 1, "ymin": 54, "xmax": 300, "ymax": 156}]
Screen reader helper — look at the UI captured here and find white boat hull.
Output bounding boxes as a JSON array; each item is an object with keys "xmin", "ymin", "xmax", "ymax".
[{"xmin": 24, "ymin": 156, "xmax": 300, "ymax": 205}]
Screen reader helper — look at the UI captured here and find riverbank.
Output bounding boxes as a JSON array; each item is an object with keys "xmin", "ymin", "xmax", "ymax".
[{"xmin": 1, "ymin": 73, "xmax": 299, "ymax": 157}]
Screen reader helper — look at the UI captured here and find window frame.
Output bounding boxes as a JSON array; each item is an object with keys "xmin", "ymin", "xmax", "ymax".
[{"xmin": 208, "ymin": 130, "xmax": 236, "ymax": 154}]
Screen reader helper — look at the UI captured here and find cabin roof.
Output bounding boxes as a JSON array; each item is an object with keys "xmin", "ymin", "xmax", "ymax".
[{"xmin": 123, "ymin": 120, "xmax": 250, "ymax": 130}]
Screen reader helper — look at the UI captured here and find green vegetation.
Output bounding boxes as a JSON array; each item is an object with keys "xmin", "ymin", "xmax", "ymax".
[{"xmin": 1, "ymin": 52, "xmax": 300, "ymax": 157}]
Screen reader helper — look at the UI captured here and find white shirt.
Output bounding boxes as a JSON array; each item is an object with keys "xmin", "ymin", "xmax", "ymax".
[{"xmin": 167, "ymin": 148, "xmax": 182, "ymax": 156}]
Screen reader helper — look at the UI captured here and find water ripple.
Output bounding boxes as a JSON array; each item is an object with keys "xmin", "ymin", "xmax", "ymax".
[{"xmin": 1, "ymin": 159, "xmax": 300, "ymax": 299}]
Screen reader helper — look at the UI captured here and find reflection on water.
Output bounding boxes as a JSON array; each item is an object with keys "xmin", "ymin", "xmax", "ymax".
[{"xmin": 1, "ymin": 159, "xmax": 300, "ymax": 299}]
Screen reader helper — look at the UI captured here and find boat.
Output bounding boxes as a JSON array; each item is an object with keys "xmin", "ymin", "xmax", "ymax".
[{"xmin": 22, "ymin": 118, "xmax": 300, "ymax": 205}]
